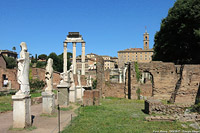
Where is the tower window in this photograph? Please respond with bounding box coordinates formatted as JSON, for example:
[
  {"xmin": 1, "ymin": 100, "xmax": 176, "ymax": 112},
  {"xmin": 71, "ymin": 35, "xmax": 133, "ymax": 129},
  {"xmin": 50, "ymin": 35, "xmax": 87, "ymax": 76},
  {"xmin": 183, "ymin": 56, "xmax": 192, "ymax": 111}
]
[
  {"xmin": 145, "ymin": 36, "xmax": 147, "ymax": 40},
  {"xmin": 145, "ymin": 42, "xmax": 147, "ymax": 46}
]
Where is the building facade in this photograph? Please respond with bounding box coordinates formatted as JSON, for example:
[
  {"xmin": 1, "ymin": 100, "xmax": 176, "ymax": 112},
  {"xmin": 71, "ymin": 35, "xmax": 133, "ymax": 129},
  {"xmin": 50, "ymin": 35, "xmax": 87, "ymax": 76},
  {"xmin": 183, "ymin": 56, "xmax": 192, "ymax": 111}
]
[{"xmin": 118, "ymin": 31, "xmax": 154, "ymax": 68}]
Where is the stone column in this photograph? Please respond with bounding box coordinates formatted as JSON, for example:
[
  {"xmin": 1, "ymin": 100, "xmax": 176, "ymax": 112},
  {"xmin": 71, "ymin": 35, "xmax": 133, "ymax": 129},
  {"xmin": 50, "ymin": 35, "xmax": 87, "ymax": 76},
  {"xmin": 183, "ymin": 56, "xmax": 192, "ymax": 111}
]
[
  {"xmin": 72, "ymin": 42, "xmax": 76, "ymax": 74},
  {"xmin": 63, "ymin": 42, "xmax": 68, "ymax": 74},
  {"xmin": 119, "ymin": 69, "xmax": 122, "ymax": 83},
  {"xmin": 81, "ymin": 42, "xmax": 85, "ymax": 75}
]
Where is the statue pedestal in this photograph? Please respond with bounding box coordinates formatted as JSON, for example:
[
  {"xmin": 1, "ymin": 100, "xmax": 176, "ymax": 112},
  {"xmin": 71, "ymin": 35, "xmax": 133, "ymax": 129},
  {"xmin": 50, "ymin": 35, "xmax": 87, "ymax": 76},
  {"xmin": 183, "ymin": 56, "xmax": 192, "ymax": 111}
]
[
  {"xmin": 42, "ymin": 92, "xmax": 55, "ymax": 114},
  {"xmin": 76, "ymin": 86, "xmax": 84, "ymax": 102},
  {"xmin": 69, "ymin": 86, "xmax": 76, "ymax": 103},
  {"xmin": 57, "ymin": 83, "xmax": 70, "ymax": 107},
  {"xmin": 12, "ymin": 94, "xmax": 31, "ymax": 128}
]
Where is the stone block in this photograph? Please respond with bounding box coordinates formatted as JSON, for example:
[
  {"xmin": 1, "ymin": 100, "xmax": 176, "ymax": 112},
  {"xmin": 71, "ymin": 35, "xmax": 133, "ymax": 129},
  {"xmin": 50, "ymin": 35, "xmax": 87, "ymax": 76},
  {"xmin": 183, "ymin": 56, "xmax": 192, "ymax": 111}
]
[
  {"xmin": 69, "ymin": 87, "xmax": 76, "ymax": 103},
  {"xmin": 12, "ymin": 94, "xmax": 31, "ymax": 128},
  {"xmin": 57, "ymin": 83, "xmax": 69, "ymax": 107},
  {"xmin": 42, "ymin": 92, "xmax": 55, "ymax": 114}
]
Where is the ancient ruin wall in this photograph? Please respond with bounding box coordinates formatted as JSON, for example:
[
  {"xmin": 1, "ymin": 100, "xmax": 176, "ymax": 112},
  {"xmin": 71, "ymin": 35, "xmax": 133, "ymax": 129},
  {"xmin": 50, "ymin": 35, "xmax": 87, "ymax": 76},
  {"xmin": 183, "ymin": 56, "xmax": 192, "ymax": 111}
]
[
  {"xmin": 128, "ymin": 61, "xmax": 200, "ymax": 104},
  {"xmin": 0, "ymin": 67, "xmax": 60, "ymax": 90},
  {"xmin": 102, "ymin": 82, "xmax": 125, "ymax": 98},
  {"xmin": 0, "ymin": 67, "xmax": 19, "ymax": 90},
  {"xmin": 96, "ymin": 56, "xmax": 105, "ymax": 97},
  {"xmin": 175, "ymin": 65, "xmax": 200, "ymax": 104},
  {"xmin": 31, "ymin": 68, "xmax": 60, "ymax": 88}
]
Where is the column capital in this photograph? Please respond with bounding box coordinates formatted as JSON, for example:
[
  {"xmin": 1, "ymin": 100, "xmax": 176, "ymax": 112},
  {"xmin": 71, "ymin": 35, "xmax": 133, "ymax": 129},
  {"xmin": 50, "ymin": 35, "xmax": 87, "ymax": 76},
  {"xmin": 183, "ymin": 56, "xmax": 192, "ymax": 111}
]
[
  {"xmin": 82, "ymin": 42, "xmax": 86, "ymax": 47},
  {"xmin": 73, "ymin": 42, "xmax": 76, "ymax": 47},
  {"xmin": 63, "ymin": 42, "xmax": 67, "ymax": 47}
]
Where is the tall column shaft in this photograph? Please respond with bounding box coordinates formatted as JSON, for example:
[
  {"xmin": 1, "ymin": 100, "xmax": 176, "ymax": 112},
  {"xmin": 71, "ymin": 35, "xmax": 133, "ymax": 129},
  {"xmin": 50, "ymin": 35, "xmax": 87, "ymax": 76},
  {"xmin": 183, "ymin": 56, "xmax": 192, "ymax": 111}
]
[
  {"xmin": 73, "ymin": 42, "xmax": 76, "ymax": 74},
  {"xmin": 63, "ymin": 42, "xmax": 67, "ymax": 74},
  {"xmin": 81, "ymin": 42, "xmax": 85, "ymax": 75}
]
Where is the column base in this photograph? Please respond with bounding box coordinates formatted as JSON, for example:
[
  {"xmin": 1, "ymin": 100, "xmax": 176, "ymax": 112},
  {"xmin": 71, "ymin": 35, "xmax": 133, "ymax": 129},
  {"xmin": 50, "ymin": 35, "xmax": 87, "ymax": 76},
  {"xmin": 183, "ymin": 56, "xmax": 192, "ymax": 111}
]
[
  {"xmin": 57, "ymin": 83, "xmax": 70, "ymax": 107},
  {"xmin": 69, "ymin": 86, "xmax": 76, "ymax": 103},
  {"xmin": 42, "ymin": 92, "xmax": 55, "ymax": 114},
  {"xmin": 12, "ymin": 94, "xmax": 31, "ymax": 128}
]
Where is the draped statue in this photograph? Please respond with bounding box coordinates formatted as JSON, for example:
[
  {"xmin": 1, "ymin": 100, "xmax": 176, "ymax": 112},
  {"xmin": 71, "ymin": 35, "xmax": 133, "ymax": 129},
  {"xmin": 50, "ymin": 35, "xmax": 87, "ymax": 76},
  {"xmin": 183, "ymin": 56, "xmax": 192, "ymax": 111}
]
[
  {"xmin": 16, "ymin": 42, "xmax": 30, "ymax": 95},
  {"xmin": 45, "ymin": 58, "xmax": 53, "ymax": 93}
]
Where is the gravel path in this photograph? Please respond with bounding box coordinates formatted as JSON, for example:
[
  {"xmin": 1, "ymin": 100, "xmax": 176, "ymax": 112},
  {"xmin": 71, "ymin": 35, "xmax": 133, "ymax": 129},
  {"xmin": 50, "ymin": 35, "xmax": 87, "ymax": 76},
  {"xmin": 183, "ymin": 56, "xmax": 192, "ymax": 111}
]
[{"xmin": 0, "ymin": 103, "xmax": 78, "ymax": 133}]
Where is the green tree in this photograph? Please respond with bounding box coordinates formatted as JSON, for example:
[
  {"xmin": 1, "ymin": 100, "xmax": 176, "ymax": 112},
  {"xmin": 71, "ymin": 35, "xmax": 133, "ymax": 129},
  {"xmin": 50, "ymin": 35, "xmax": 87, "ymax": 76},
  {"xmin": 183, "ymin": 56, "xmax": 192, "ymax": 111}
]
[
  {"xmin": 153, "ymin": 0, "xmax": 200, "ymax": 64},
  {"xmin": 12, "ymin": 46, "xmax": 16, "ymax": 51},
  {"xmin": 48, "ymin": 52, "xmax": 60, "ymax": 72},
  {"xmin": 4, "ymin": 56, "xmax": 17, "ymax": 69},
  {"xmin": 38, "ymin": 54, "xmax": 47, "ymax": 60},
  {"xmin": 36, "ymin": 61, "xmax": 46, "ymax": 68}
]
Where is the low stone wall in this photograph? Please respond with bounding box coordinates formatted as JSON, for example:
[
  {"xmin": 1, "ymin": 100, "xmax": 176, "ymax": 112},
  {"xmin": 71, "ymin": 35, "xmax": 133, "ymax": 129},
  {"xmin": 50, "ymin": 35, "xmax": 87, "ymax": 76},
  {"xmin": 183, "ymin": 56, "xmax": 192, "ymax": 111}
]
[
  {"xmin": 83, "ymin": 90, "xmax": 100, "ymax": 106},
  {"xmin": 31, "ymin": 96, "xmax": 42, "ymax": 105},
  {"xmin": 102, "ymin": 82, "xmax": 125, "ymax": 98},
  {"xmin": 145, "ymin": 99, "xmax": 192, "ymax": 115}
]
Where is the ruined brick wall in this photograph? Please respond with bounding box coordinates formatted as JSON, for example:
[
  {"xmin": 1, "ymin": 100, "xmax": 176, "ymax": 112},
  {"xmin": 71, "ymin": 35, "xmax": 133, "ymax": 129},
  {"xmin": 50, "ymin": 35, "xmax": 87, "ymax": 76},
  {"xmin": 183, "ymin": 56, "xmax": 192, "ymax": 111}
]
[
  {"xmin": 175, "ymin": 65, "xmax": 200, "ymax": 104},
  {"xmin": 104, "ymin": 69, "xmax": 110, "ymax": 82},
  {"xmin": 127, "ymin": 61, "xmax": 200, "ymax": 104},
  {"xmin": 73, "ymin": 74, "xmax": 87, "ymax": 87},
  {"xmin": 145, "ymin": 99, "xmax": 191, "ymax": 115},
  {"xmin": 0, "ymin": 67, "xmax": 61, "ymax": 91},
  {"xmin": 0, "ymin": 67, "xmax": 19, "ymax": 90},
  {"xmin": 96, "ymin": 56, "xmax": 105, "ymax": 97},
  {"xmin": 31, "ymin": 68, "xmax": 60, "ymax": 88},
  {"xmin": 0, "ymin": 55, "xmax": 6, "ymax": 69},
  {"xmin": 83, "ymin": 90, "xmax": 100, "ymax": 106},
  {"xmin": 102, "ymin": 81, "xmax": 125, "ymax": 98}
]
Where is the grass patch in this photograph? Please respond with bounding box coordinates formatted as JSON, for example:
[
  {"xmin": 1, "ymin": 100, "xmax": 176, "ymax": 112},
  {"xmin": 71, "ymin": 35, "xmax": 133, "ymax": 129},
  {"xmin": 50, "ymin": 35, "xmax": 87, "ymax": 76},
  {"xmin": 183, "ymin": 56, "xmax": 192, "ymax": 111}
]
[
  {"xmin": 0, "ymin": 95, "xmax": 12, "ymax": 113},
  {"xmin": 60, "ymin": 106, "xmax": 73, "ymax": 111},
  {"xmin": 0, "ymin": 90, "xmax": 44, "ymax": 113},
  {"xmin": 62, "ymin": 98, "xmax": 195, "ymax": 133},
  {"xmin": 31, "ymin": 92, "xmax": 42, "ymax": 98}
]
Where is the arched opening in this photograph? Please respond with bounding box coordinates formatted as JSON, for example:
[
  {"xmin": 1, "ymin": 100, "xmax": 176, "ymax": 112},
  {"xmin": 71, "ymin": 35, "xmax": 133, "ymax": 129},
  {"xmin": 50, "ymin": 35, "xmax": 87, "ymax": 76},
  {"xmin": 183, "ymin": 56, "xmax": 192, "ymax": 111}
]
[{"xmin": 139, "ymin": 71, "xmax": 154, "ymax": 97}]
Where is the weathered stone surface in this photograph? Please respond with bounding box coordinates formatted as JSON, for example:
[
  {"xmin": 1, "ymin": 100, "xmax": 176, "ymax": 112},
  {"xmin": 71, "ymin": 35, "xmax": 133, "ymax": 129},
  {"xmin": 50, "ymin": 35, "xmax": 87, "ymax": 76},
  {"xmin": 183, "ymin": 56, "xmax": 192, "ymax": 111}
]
[
  {"xmin": 145, "ymin": 99, "xmax": 191, "ymax": 115},
  {"xmin": 42, "ymin": 92, "xmax": 55, "ymax": 114},
  {"xmin": 57, "ymin": 83, "xmax": 70, "ymax": 107},
  {"xmin": 45, "ymin": 58, "xmax": 54, "ymax": 93},
  {"xmin": 145, "ymin": 115, "xmax": 176, "ymax": 122},
  {"xmin": 16, "ymin": 42, "xmax": 30, "ymax": 95},
  {"xmin": 189, "ymin": 122, "xmax": 200, "ymax": 130},
  {"xmin": 128, "ymin": 61, "xmax": 200, "ymax": 104},
  {"xmin": 102, "ymin": 82, "xmax": 125, "ymax": 98},
  {"xmin": 83, "ymin": 90, "xmax": 100, "ymax": 106},
  {"xmin": 96, "ymin": 56, "xmax": 105, "ymax": 97},
  {"xmin": 12, "ymin": 94, "xmax": 31, "ymax": 128},
  {"xmin": 31, "ymin": 96, "xmax": 42, "ymax": 105}
]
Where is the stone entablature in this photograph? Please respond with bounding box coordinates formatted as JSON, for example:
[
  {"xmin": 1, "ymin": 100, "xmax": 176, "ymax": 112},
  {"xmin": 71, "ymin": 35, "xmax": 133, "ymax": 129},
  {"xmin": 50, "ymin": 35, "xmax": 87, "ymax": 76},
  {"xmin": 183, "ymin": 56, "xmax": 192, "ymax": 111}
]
[{"xmin": 63, "ymin": 32, "xmax": 85, "ymax": 76}]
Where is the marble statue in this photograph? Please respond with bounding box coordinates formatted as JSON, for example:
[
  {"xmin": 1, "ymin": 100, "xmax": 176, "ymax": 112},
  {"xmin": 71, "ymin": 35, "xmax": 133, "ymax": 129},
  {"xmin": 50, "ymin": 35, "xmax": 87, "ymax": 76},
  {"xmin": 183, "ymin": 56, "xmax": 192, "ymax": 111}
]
[
  {"xmin": 77, "ymin": 70, "xmax": 81, "ymax": 87},
  {"xmin": 123, "ymin": 65, "xmax": 128, "ymax": 83},
  {"xmin": 89, "ymin": 76, "xmax": 92, "ymax": 86},
  {"xmin": 16, "ymin": 42, "xmax": 30, "ymax": 95},
  {"xmin": 119, "ymin": 68, "xmax": 122, "ymax": 83},
  {"xmin": 45, "ymin": 58, "xmax": 53, "ymax": 93}
]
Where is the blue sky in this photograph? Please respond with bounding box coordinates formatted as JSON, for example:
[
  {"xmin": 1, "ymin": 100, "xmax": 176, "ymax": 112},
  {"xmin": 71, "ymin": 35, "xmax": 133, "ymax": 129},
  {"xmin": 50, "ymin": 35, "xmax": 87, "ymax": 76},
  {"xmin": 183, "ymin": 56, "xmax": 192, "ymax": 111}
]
[{"xmin": 0, "ymin": 0, "xmax": 175, "ymax": 57}]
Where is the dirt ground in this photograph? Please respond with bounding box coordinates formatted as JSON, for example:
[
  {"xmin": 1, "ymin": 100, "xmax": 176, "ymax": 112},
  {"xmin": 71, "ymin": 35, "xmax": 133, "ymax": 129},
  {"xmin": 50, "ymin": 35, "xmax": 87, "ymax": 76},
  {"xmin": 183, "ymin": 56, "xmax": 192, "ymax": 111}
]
[{"xmin": 0, "ymin": 103, "xmax": 78, "ymax": 133}]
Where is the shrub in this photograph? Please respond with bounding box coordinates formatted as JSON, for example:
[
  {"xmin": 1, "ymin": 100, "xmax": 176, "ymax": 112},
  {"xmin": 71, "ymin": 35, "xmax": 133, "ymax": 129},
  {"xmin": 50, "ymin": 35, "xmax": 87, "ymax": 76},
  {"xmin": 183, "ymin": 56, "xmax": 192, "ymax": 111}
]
[{"xmin": 29, "ymin": 79, "xmax": 45, "ymax": 92}]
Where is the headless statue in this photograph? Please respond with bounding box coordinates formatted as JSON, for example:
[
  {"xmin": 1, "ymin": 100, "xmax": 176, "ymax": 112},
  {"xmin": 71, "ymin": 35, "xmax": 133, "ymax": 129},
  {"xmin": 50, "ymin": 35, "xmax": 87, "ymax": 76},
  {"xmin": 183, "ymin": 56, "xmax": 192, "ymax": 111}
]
[
  {"xmin": 45, "ymin": 58, "xmax": 53, "ymax": 93},
  {"xmin": 16, "ymin": 42, "xmax": 30, "ymax": 95}
]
